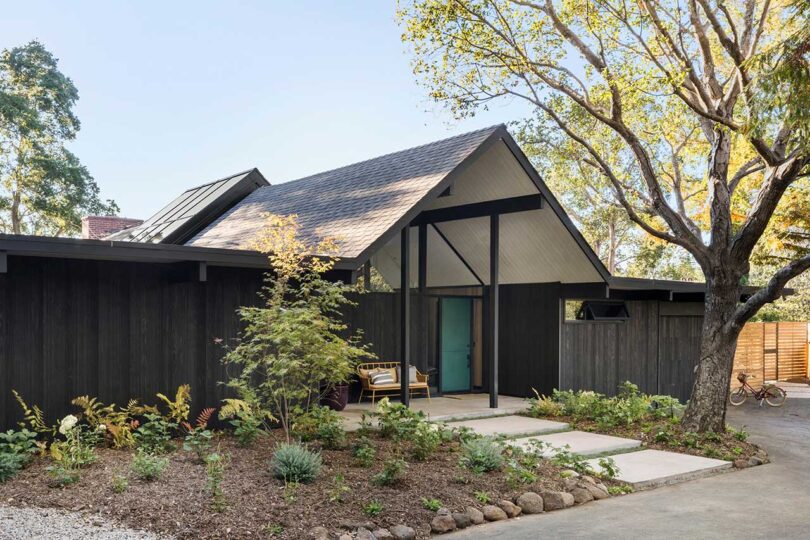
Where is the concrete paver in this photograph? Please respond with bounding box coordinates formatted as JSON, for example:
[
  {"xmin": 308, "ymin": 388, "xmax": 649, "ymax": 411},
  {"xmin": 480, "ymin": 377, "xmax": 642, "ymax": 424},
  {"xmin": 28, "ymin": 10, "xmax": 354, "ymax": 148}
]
[
  {"xmin": 585, "ymin": 449, "xmax": 732, "ymax": 489},
  {"xmin": 511, "ymin": 430, "xmax": 641, "ymax": 457},
  {"xmin": 445, "ymin": 415, "xmax": 569, "ymax": 437}
]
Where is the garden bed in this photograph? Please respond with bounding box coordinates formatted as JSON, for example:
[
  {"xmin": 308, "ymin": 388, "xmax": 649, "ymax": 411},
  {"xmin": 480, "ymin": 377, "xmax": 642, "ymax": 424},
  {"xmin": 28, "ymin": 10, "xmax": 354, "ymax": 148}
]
[{"xmin": 0, "ymin": 427, "xmax": 619, "ymax": 539}]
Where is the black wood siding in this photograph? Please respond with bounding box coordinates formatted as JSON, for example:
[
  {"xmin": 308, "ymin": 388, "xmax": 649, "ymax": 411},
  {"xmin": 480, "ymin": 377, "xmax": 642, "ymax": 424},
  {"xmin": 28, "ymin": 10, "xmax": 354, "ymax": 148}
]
[
  {"xmin": 560, "ymin": 300, "xmax": 703, "ymax": 401},
  {"xmin": 0, "ymin": 256, "xmax": 264, "ymax": 430}
]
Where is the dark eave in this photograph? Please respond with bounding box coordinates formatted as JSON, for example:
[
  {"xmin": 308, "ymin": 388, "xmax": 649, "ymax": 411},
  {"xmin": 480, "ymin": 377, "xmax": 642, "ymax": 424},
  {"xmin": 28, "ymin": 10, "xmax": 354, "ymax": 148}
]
[{"xmin": 0, "ymin": 234, "xmax": 357, "ymax": 271}]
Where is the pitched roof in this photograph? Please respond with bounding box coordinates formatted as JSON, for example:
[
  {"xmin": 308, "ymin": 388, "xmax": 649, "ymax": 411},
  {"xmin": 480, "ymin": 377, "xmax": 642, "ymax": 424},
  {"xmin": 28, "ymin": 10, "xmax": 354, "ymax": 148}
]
[
  {"xmin": 187, "ymin": 126, "xmax": 503, "ymax": 259},
  {"xmin": 107, "ymin": 169, "xmax": 268, "ymax": 244}
]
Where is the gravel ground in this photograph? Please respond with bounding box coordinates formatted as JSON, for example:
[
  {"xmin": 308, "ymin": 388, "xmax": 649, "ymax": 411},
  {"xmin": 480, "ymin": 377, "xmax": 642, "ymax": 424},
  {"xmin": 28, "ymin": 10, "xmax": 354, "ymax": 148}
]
[{"xmin": 0, "ymin": 506, "xmax": 168, "ymax": 540}]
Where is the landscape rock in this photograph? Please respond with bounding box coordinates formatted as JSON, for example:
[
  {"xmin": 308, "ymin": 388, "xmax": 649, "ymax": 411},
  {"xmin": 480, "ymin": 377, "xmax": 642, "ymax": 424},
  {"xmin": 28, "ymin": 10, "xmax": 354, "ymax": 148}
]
[
  {"xmin": 748, "ymin": 456, "xmax": 765, "ymax": 466},
  {"xmin": 560, "ymin": 469, "xmax": 580, "ymax": 478},
  {"xmin": 516, "ymin": 492, "xmax": 544, "ymax": 514},
  {"xmin": 734, "ymin": 458, "xmax": 750, "ymax": 469},
  {"xmin": 437, "ymin": 507, "xmax": 452, "ymax": 517},
  {"xmin": 482, "ymin": 505, "xmax": 508, "ymax": 522},
  {"xmin": 356, "ymin": 527, "xmax": 377, "ymax": 540},
  {"xmin": 570, "ymin": 487, "xmax": 595, "ymax": 505},
  {"xmin": 389, "ymin": 525, "xmax": 416, "ymax": 540},
  {"xmin": 373, "ymin": 529, "xmax": 394, "ymax": 539},
  {"xmin": 465, "ymin": 506, "xmax": 485, "ymax": 525},
  {"xmin": 580, "ymin": 481, "xmax": 610, "ymax": 500},
  {"xmin": 452, "ymin": 512, "xmax": 472, "ymax": 529},
  {"xmin": 430, "ymin": 514, "xmax": 457, "ymax": 534},
  {"xmin": 498, "ymin": 500, "xmax": 522, "ymax": 518},
  {"xmin": 340, "ymin": 520, "xmax": 377, "ymax": 531},
  {"xmin": 541, "ymin": 490, "xmax": 575, "ymax": 510},
  {"xmin": 339, "ymin": 535, "xmax": 353, "ymax": 540},
  {"xmin": 309, "ymin": 526, "xmax": 330, "ymax": 540}
]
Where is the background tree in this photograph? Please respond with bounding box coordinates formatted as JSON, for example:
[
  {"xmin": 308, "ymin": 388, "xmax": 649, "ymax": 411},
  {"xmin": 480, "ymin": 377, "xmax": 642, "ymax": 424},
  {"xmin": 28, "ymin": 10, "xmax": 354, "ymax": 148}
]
[
  {"xmin": 400, "ymin": 0, "xmax": 810, "ymax": 431},
  {"xmin": 0, "ymin": 40, "xmax": 117, "ymax": 236}
]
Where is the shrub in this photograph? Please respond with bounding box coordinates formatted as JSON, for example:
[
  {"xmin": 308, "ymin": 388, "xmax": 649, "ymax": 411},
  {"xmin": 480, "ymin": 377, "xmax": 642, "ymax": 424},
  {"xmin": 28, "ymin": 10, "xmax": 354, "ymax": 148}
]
[
  {"xmin": 421, "ymin": 497, "xmax": 442, "ymax": 511},
  {"xmin": 550, "ymin": 385, "xmax": 683, "ymax": 428},
  {"xmin": 411, "ymin": 422, "xmax": 442, "ymax": 461},
  {"xmin": 597, "ymin": 457, "xmax": 620, "ymax": 479},
  {"xmin": 219, "ymin": 399, "xmax": 265, "ymax": 447},
  {"xmin": 0, "ymin": 429, "xmax": 38, "ymax": 462},
  {"xmin": 111, "ymin": 474, "xmax": 128, "ymax": 493},
  {"xmin": 293, "ymin": 406, "xmax": 346, "ymax": 449},
  {"xmin": 474, "ymin": 490, "xmax": 491, "ymax": 504},
  {"xmin": 131, "ymin": 449, "xmax": 169, "ymax": 481},
  {"xmin": 459, "ymin": 437, "xmax": 504, "ymax": 473},
  {"xmin": 505, "ymin": 460, "xmax": 537, "ymax": 488},
  {"xmin": 608, "ymin": 485, "xmax": 633, "ymax": 495},
  {"xmin": 526, "ymin": 389, "xmax": 563, "ymax": 417},
  {"xmin": 71, "ymin": 395, "xmax": 158, "ymax": 449},
  {"xmin": 372, "ymin": 457, "xmax": 407, "ymax": 486},
  {"xmin": 270, "ymin": 443, "xmax": 322, "ymax": 484},
  {"xmin": 362, "ymin": 500, "xmax": 384, "ymax": 517},
  {"xmin": 182, "ymin": 408, "xmax": 216, "ymax": 461},
  {"xmin": 327, "ymin": 472, "xmax": 350, "ymax": 503},
  {"xmin": 729, "ymin": 426, "xmax": 749, "ymax": 442},
  {"xmin": 47, "ymin": 419, "xmax": 101, "ymax": 486},
  {"xmin": 205, "ymin": 450, "xmax": 229, "ymax": 512},
  {"xmin": 0, "ymin": 453, "xmax": 25, "ymax": 483},
  {"xmin": 551, "ymin": 446, "xmax": 594, "ymax": 475},
  {"xmin": 134, "ymin": 414, "xmax": 174, "ymax": 454},
  {"xmin": 375, "ymin": 398, "xmax": 426, "ymax": 440},
  {"xmin": 351, "ymin": 436, "xmax": 376, "ymax": 467}
]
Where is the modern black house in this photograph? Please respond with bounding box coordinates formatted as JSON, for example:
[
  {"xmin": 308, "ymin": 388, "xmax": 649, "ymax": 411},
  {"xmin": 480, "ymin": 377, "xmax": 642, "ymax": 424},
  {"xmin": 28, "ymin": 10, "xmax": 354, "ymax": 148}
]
[{"xmin": 0, "ymin": 125, "xmax": 765, "ymax": 428}]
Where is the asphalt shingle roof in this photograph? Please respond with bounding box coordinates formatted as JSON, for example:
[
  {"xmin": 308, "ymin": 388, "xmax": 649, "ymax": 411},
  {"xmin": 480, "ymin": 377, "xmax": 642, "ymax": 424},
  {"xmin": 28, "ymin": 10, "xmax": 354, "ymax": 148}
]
[{"xmin": 187, "ymin": 125, "xmax": 503, "ymax": 259}]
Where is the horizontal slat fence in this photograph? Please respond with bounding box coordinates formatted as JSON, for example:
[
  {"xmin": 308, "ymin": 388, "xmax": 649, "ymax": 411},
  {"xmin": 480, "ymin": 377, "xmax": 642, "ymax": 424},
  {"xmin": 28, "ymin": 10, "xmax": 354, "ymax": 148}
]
[{"xmin": 733, "ymin": 322, "xmax": 809, "ymax": 382}]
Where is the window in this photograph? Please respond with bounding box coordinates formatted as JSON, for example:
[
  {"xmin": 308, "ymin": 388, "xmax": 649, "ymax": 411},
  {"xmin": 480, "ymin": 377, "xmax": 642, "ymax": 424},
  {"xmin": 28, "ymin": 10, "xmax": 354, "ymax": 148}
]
[{"xmin": 576, "ymin": 301, "xmax": 630, "ymax": 321}]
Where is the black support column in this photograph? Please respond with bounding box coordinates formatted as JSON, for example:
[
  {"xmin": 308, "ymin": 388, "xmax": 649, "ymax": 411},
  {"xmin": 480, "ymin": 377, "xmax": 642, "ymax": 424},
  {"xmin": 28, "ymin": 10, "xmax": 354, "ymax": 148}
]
[
  {"xmin": 489, "ymin": 214, "xmax": 499, "ymax": 408},
  {"xmin": 400, "ymin": 226, "xmax": 411, "ymax": 407}
]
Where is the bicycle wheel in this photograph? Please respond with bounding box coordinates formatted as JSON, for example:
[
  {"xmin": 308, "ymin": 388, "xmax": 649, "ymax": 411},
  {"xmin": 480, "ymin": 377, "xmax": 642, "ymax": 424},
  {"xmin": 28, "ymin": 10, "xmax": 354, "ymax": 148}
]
[
  {"xmin": 729, "ymin": 387, "xmax": 748, "ymax": 406},
  {"xmin": 764, "ymin": 386, "xmax": 786, "ymax": 407}
]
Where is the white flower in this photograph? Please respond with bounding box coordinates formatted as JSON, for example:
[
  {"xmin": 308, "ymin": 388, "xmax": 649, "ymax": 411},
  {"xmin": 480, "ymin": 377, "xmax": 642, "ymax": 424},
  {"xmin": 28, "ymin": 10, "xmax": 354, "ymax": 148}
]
[
  {"xmin": 59, "ymin": 414, "xmax": 78, "ymax": 435},
  {"xmin": 96, "ymin": 424, "xmax": 107, "ymax": 432}
]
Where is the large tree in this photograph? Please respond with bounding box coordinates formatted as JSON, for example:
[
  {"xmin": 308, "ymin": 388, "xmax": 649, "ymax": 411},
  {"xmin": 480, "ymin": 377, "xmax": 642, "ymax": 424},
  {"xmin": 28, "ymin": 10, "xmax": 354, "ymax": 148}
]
[
  {"xmin": 400, "ymin": 0, "xmax": 810, "ymax": 431},
  {"xmin": 0, "ymin": 40, "xmax": 117, "ymax": 236}
]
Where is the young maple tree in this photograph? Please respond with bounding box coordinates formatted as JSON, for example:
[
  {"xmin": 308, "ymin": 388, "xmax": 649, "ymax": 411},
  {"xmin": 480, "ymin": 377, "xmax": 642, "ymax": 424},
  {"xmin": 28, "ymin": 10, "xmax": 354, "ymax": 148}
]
[{"xmin": 400, "ymin": 0, "xmax": 810, "ymax": 431}]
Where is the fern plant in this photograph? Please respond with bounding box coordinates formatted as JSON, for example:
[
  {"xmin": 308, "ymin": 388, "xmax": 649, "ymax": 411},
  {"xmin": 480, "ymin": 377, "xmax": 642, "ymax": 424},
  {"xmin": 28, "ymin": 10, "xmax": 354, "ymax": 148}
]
[
  {"xmin": 156, "ymin": 384, "xmax": 192, "ymax": 424},
  {"xmin": 182, "ymin": 408, "xmax": 216, "ymax": 461},
  {"xmin": 12, "ymin": 390, "xmax": 54, "ymax": 437}
]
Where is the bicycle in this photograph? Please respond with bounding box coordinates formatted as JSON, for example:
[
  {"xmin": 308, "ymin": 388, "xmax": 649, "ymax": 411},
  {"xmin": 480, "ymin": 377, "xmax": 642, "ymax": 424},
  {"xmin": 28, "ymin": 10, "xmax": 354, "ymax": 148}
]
[{"xmin": 729, "ymin": 372, "xmax": 786, "ymax": 407}]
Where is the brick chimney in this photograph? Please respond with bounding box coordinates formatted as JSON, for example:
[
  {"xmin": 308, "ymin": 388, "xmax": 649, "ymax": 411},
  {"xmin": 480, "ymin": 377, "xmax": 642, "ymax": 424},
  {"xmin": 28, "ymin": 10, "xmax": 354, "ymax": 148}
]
[{"xmin": 81, "ymin": 216, "xmax": 143, "ymax": 240}]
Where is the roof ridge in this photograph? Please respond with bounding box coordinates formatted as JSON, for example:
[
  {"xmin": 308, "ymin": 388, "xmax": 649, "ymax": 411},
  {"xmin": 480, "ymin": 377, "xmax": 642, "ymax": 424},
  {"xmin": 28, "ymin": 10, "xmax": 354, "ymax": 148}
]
[
  {"xmin": 263, "ymin": 124, "xmax": 505, "ymax": 190},
  {"xmin": 179, "ymin": 167, "xmax": 261, "ymax": 193}
]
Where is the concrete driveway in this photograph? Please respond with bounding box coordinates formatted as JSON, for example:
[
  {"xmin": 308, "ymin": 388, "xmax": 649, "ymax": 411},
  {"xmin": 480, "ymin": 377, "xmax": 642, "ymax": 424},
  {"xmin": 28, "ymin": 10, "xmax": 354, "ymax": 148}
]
[{"xmin": 450, "ymin": 398, "xmax": 810, "ymax": 539}]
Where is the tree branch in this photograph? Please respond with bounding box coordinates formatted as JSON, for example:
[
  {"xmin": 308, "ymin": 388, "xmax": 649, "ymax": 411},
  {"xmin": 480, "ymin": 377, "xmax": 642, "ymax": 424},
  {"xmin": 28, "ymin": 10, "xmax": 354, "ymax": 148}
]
[{"xmin": 733, "ymin": 253, "xmax": 810, "ymax": 327}]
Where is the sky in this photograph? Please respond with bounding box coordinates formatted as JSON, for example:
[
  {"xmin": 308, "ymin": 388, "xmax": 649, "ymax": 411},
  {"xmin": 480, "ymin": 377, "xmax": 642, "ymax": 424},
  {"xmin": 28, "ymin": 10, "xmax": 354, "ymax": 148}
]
[{"xmin": 0, "ymin": 1, "xmax": 531, "ymax": 219}]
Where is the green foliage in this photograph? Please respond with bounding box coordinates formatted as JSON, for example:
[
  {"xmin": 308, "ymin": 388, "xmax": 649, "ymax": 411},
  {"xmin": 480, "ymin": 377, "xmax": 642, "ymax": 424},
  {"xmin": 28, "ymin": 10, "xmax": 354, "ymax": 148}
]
[
  {"xmin": 131, "ymin": 449, "xmax": 169, "ymax": 481},
  {"xmin": 459, "ymin": 437, "xmax": 504, "ymax": 473},
  {"xmin": 362, "ymin": 500, "xmax": 384, "ymax": 517},
  {"xmin": 270, "ymin": 442, "xmax": 322, "ymax": 484},
  {"xmin": 411, "ymin": 422, "xmax": 442, "ymax": 461},
  {"xmin": 293, "ymin": 405, "xmax": 346, "ymax": 449},
  {"xmin": 222, "ymin": 215, "xmax": 373, "ymax": 442},
  {"xmin": 12, "ymin": 390, "xmax": 53, "ymax": 436},
  {"xmin": 48, "ymin": 420, "xmax": 99, "ymax": 485},
  {"xmin": 155, "ymin": 384, "xmax": 192, "ymax": 425},
  {"xmin": 547, "ymin": 385, "xmax": 684, "ymax": 428},
  {"xmin": 372, "ymin": 457, "xmax": 407, "ymax": 486},
  {"xmin": 0, "ymin": 453, "xmax": 25, "ymax": 482},
  {"xmin": 608, "ymin": 485, "xmax": 634, "ymax": 495},
  {"xmin": 374, "ymin": 397, "xmax": 426, "ymax": 440},
  {"xmin": 111, "ymin": 474, "xmax": 128, "ymax": 494},
  {"xmin": 421, "ymin": 497, "xmax": 442, "ymax": 511},
  {"xmin": 351, "ymin": 436, "xmax": 376, "ymax": 467},
  {"xmin": 597, "ymin": 457, "xmax": 620, "ymax": 480},
  {"xmin": 182, "ymin": 408, "xmax": 215, "ymax": 461},
  {"xmin": 134, "ymin": 414, "xmax": 174, "ymax": 454},
  {"xmin": 505, "ymin": 460, "xmax": 537, "ymax": 489},
  {"xmin": 0, "ymin": 41, "xmax": 118, "ymax": 236},
  {"xmin": 729, "ymin": 426, "xmax": 749, "ymax": 442},
  {"xmin": 219, "ymin": 399, "xmax": 265, "ymax": 447},
  {"xmin": 71, "ymin": 395, "xmax": 157, "ymax": 449},
  {"xmin": 474, "ymin": 490, "xmax": 491, "ymax": 504},
  {"xmin": 327, "ymin": 472, "xmax": 350, "ymax": 504},
  {"xmin": 526, "ymin": 389, "xmax": 564, "ymax": 418},
  {"xmin": 551, "ymin": 446, "xmax": 594, "ymax": 476},
  {"xmin": 205, "ymin": 450, "xmax": 229, "ymax": 512},
  {"xmin": 0, "ymin": 429, "xmax": 38, "ymax": 463}
]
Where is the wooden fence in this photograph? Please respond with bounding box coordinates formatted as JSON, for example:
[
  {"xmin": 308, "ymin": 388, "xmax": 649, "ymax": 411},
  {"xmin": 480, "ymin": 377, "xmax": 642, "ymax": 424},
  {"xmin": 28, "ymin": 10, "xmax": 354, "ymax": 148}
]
[{"xmin": 733, "ymin": 322, "xmax": 809, "ymax": 381}]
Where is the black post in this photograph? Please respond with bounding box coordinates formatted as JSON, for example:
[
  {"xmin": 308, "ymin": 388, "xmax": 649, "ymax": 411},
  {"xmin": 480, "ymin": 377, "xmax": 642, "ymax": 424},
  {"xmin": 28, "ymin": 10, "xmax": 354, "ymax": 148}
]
[
  {"xmin": 489, "ymin": 214, "xmax": 499, "ymax": 408},
  {"xmin": 400, "ymin": 226, "xmax": 411, "ymax": 407},
  {"xmin": 418, "ymin": 224, "xmax": 427, "ymax": 293},
  {"xmin": 363, "ymin": 260, "xmax": 372, "ymax": 291}
]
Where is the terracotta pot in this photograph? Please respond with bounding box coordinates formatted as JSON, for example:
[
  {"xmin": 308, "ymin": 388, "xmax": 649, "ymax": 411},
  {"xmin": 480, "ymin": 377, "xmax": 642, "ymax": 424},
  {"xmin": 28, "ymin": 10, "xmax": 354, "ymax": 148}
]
[{"xmin": 320, "ymin": 383, "xmax": 349, "ymax": 411}]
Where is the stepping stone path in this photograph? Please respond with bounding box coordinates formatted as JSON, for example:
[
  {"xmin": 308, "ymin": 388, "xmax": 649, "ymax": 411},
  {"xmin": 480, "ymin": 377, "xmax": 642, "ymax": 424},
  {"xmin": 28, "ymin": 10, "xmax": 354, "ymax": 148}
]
[
  {"xmin": 585, "ymin": 449, "xmax": 733, "ymax": 489},
  {"xmin": 446, "ymin": 414, "xmax": 732, "ymax": 489},
  {"xmin": 512, "ymin": 430, "xmax": 641, "ymax": 457},
  {"xmin": 447, "ymin": 415, "xmax": 568, "ymax": 437}
]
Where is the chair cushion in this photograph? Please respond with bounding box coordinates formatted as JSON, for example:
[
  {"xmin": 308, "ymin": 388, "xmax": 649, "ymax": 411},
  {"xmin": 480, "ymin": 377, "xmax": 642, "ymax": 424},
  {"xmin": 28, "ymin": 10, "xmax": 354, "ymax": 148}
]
[
  {"xmin": 396, "ymin": 365, "xmax": 419, "ymax": 384},
  {"xmin": 370, "ymin": 370, "xmax": 395, "ymax": 386},
  {"xmin": 369, "ymin": 381, "xmax": 428, "ymax": 389}
]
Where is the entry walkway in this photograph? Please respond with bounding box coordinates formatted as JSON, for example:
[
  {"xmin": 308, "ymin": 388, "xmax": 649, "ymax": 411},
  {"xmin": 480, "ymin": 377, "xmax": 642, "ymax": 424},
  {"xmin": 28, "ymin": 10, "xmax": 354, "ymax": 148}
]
[{"xmin": 449, "ymin": 400, "xmax": 810, "ymax": 539}]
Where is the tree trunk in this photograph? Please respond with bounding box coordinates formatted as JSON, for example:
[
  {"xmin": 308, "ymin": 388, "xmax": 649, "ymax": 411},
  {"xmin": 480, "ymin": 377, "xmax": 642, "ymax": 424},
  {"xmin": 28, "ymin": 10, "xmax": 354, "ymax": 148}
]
[
  {"xmin": 11, "ymin": 191, "xmax": 21, "ymax": 235},
  {"xmin": 681, "ymin": 273, "xmax": 744, "ymax": 432}
]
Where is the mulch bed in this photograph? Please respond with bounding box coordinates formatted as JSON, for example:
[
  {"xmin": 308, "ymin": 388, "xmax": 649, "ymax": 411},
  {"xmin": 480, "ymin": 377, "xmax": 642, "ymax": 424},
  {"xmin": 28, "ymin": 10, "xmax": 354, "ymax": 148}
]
[{"xmin": 0, "ymin": 430, "xmax": 578, "ymax": 539}]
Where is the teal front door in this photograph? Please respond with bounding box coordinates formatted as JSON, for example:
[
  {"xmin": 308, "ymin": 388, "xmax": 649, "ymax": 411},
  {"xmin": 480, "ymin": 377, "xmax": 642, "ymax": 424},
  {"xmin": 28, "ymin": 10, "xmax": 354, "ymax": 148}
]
[{"xmin": 440, "ymin": 297, "xmax": 472, "ymax": 393}]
